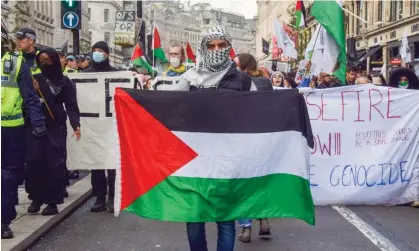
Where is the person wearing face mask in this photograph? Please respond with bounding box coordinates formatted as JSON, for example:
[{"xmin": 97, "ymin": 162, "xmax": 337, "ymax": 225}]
[
  {"xmin": 83, "ymin": 41, "xmax": 118, "ymax": 73},
  {"xmin": 178, "ymin": 26, "xmax": 255, "ymax": 94},
  {"xmin": 388, "ymin": 68, "xmax": 419, "ymax": 89},
  {"xmin": 83, "ymin": 41, "xmax": 118, "ymax": 213},
  {"xmin": 163, "ymin": 45, "xmax": 186, "ymax": 77},
  {"xmin": 25, "ymin": 48, "xmax": 80, "ymax": 217},
  {"xmin": 1, "ymin": 21, "xmax": 46, "ymax": 239},
  {"xmin": 177, "ymin": 26, "xmax": 255, "ymax": 251}
]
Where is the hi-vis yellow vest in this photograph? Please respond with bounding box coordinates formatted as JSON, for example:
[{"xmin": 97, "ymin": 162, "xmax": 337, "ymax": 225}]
[
  {"xmin": 29, "ymin": 50, "xmax": 42, "ymax": 75},
  {"xmin": 1, "ymin": 52, "xmax": 24, "ymax": 127},
  {"xmin": 63, "ymin": 66, "xmax": 78, "ymax": 74}
]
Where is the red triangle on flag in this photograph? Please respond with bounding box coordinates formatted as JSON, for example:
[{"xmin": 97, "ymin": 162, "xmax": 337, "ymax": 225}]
[
  {"xmin": 229, "ymin": 47, "xmax": 236, "ymax": 59},
  {"xmin": 131, "ymin": 44, "xmax": 143, "ymax": 61},
  {"xmin": 114, "ymin": 88, "xmax": 198, "ymax": 211},
  {"xmin": 153, "ymin": 26, "xmax": 162, "ymax": 49}
]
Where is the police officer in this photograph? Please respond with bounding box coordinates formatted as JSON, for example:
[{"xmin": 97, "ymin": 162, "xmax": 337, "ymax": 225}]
[
  {"xmin": 1, "ymin": 23, "xmax": 46, "ymax": 239},
  {"xmin": 15, "ymin": 28, "xmax": 40, "ymax": 76},
  {"xmin": 63, "ymin": 54, "xmax": 79, "ymax": 74}
]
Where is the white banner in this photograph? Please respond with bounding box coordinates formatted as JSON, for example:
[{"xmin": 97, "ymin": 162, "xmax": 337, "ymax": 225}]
[
  {"xmin": 66, "ymin": 76, "xmax": 419, "ymax": 205},
  {"xmin": 66, "ymin": 72, "xmax": 134, "ymax": 170},
  {"xmin": 298, "ymin": 85, "xmax": 419, "ymax": 205}
]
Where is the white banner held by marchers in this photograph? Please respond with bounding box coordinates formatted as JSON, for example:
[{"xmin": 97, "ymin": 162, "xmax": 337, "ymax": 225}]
[
  {"xmin": 66, "ymin": 72, "xmax": 134, "ymax": 170},
  {"xmin": 66, "ymin": 79, "xmax": 419, "ymax": 205},
  {"xmin": 299, "ymin": 85, "xmax": 419, "ymax": 205}
]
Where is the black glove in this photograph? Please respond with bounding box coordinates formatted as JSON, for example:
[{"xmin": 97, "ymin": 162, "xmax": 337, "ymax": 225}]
[{"xmin": 32, "ymin": 125, "xmax": 47, "ymax": 137}]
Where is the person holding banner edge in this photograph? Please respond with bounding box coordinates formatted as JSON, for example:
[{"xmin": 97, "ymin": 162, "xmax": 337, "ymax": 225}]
[{"xmin": 83, "ymin": 41, "xmax": 118, "ymax": 213}]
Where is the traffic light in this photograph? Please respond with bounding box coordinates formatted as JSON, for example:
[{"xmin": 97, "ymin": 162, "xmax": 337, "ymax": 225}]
[{"xmin": 61, "ymin": 0, "xmax": 82, "ymax": 30}]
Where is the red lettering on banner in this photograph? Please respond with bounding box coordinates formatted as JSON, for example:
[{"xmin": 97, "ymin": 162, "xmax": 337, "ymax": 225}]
[
  {"xmin": 305, "ymin": 92, "xmax": 321, "ymax": 120},
  {"xmin": 341, "ymin": 91, "xmax": 352, "ymax": 121},
  {"xmin": 387, "ymin": 88, "xmax": 401, "ymax": 119},
  {"xmin": 369, "ymin": 89, "xmax": 385, "ymax": 121},
  {"xmin": 311, "ymin": 133, "xmax": 342, "ymax": 156},
  {"xmin": 354, "ymin": 90, "xmax": 365, "ymax": 122},
  {"xmin": 321, "ymin": 93, "xmax": 338, "ymax": 121}
]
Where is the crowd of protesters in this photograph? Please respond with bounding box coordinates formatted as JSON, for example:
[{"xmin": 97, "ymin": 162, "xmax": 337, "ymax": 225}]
[{"xmin": 2, "ymin": 21, "xmax": 418, "ymax": 251}]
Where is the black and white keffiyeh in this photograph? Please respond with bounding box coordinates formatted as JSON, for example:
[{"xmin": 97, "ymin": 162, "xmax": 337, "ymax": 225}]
[{"xmin": 199, "ymin": 26, "xmax": 232, "ymax": 72}]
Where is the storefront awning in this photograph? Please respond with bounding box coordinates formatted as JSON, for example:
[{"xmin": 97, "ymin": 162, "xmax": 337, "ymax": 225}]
[
  {"xmin": 356, "ymin": 46, "xmax": 382, "ymax": 63},
  {"xmin": 387, "ymin": 40, "xmax": 401, "ymax": 49}
]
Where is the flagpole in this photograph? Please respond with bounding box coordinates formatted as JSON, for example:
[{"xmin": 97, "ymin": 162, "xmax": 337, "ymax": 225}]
[
  {"xmin": 304, "ymin": 27, "xmax": 321, "ymax": 77},
  {"xmin": 153, "ymin": 23, "xmax": 157, "ymax": 78},
  {"xmin": 341, "ymin": 7, "xmax": 368, "ymax": 24}
]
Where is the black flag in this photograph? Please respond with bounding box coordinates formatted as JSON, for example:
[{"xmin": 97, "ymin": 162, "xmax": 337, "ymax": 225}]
[{"xmin": 262, "ymin": 38, "xmax": 269, "ymax": 55}]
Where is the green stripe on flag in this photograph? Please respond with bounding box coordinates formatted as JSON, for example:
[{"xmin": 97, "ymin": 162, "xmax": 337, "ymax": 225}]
[
  {"xmin": 311, "ymin": 0, "xmax": 346, "ymax": 84},
  {"xmin": 123, "ymin": 173, "xmax": 315, "ymax": 225}
]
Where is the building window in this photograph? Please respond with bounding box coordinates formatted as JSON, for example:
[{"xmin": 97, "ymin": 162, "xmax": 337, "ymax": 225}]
[
  {"xmin": 364, "ymin": 2, "xmax": 368, "ymax": 28},
  {"xmin": 377, "ymin": 1, "xmax": 383, "ymax": 22},
  {"xmin": 104, "ymin": 9, "xmax": 109, "ymax": 22},
  {"xmin": 355, "ymin": 1, "xmax": 360, "ymax": 35},
  {"xmin": 89, "ymin": 31, "xmax": 92, "ymax": 46},
  {"xmin": 88, "ymin": 8, "xmax": 91, "ymax": 21},
  {"xmin": 104, "ymin": 32, "xmax": 110, "ymax": 45},
  {"xmin": 411, "ymin": 0, "xmax": 419, "ymax": 15},
  {"xmin": 398, "ymin": 0, "xmax": 403, "ymax": 19},
  {"xmin": 390, "ymin": 0, "xmax": 397, "ymax": 21}
]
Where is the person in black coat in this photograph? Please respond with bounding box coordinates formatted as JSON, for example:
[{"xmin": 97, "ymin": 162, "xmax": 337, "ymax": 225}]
[
  {"xmin": 25, "ymin": 48, "xmax": 80, "ymax": 216},
  {"xmin": 83, "ymin": 41, "xmax": 118, "ymax": 213},
  {"xmin": 234, "ymin": 53, "xmax": 273, "ymax": 91},
  {"xmin": 388, "ymin": 67, "xmax": 419, "ymax": 89}
]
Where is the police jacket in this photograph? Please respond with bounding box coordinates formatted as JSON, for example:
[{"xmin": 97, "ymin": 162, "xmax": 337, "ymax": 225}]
[
  {"xmin": 1, "ymin": 51, "xmax": 45, "ymax": 128},
  {"xmin": 20, "ymin": 48, "xmax": 40, "ymax": 73},
  {"xmin": 35, "ymin": 48, "xmax": 80, "ymax": 130}
]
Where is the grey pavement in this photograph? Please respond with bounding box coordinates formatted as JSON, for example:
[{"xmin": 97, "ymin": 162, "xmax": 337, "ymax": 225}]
[
  {"xmin": 1, "ymin": 172, "xmax": 92, "ymax": 251},
  {"xmin": 29, "ymin": 198, "xmax": 419, "ymax": 251}
]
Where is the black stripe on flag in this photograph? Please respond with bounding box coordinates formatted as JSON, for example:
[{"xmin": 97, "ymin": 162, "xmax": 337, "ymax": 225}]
[{"xmin": 122, "ymin": 89, "xmax": 313, "ymax": 147}]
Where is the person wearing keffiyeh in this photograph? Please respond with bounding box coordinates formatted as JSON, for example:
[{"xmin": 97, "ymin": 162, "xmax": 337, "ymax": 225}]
[
  {"xmin": 178, "ymin": 26, "xmax": 255, "ymax": 92},
  {"xmin": 183, "ymin": 26, "xmax": 255, "ymax": 251}
]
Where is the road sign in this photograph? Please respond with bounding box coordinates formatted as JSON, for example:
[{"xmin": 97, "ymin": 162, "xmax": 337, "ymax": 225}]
[
  {"xmin": 61, "ymin": 0, "xmax": 81, "ymax": 30},
  {"xmin": 63, "ymin": 12, "xmax": 79, "ymax": 29}
]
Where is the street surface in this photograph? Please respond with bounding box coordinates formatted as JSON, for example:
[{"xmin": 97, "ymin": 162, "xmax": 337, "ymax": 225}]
[{"xmin": 30, "ymin": 198, "xmax": 418, "ymax": 251}]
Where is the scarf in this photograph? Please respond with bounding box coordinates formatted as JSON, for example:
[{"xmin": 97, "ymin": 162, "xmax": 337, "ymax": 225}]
[
  {"xmin": 166, "ymin": 64, "xmax": 186, "ymax": 77},
  {"xmin": 199, "ymin": 26, "xmax": 232, "ymax": 72}
]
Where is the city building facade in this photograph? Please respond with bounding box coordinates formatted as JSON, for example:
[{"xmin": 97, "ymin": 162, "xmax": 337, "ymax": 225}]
[
  {"xmin": 88, "ymin": 0, "xmax": 125, "ymax": 67},
  {"xmin": 142, "ymin": 1, "xmax": 256, "ymax": 60},
  {"xmin": 255, "ymin": 0, "xmax": 294, "ymax": 63},
  {"xmin": 1, "ymin": 0, "xmax": 55, "ymax": 48},
  {"xmin": 346, "ymin": 0, "xmax": 419, "ymax": 78},
  {"xmin": 256, "ymin": 0, "xmax": 419, "ymax": 78}
]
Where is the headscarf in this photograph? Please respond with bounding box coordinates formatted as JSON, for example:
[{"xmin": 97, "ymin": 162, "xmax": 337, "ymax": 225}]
[
  {"xmin": 389, "ymin": 68, "xmax": 419, "ymax": 90},
  {"xmin": 199, "ymin": 26, "xmax": 232, "ymax": 72},
  {"xmin": 270, "ymin": 71, "xmax": 285, "ymax": 85}
]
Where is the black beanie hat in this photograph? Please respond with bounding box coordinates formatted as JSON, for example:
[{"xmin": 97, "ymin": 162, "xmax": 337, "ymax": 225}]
[{"xmin": 92, "ymin": 41, "xmax": 109, "ymax": 54}]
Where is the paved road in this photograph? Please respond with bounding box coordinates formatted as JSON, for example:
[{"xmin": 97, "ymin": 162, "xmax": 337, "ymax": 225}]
[{"xmin": 29, "ymin": 198, "xmax": 418, "ymax": 251}]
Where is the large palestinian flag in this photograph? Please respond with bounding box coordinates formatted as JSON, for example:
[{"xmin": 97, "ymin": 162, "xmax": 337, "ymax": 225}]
[{"xmin": 114, "ymin": 89, "xmax": 315, "ymax": 225}]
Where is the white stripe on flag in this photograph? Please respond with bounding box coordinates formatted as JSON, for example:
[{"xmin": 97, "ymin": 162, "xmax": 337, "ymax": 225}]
[{"xmin": 172, "ymin": 131, "xmax": 310, "ymax": 179}]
